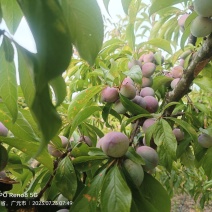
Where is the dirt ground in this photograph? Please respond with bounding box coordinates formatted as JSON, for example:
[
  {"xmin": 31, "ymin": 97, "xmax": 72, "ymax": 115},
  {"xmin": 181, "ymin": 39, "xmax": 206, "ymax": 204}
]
[{"xmin": 171, "ymin": 194, "xmax": 212, "ymax": 212}]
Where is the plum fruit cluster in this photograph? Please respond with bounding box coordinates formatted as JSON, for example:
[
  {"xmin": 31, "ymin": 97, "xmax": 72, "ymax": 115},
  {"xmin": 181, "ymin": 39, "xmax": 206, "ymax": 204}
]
[{"xmin": 191, "ymin": 0, "xmax": 212, "ymax": 37}]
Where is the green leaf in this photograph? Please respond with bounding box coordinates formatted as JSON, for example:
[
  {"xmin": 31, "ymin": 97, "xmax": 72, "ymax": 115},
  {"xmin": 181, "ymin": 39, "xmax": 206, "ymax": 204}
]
[
  {"xmin": 154, "ymin": 119, "xmax": 177, "ymax": 171},
  {"xmin": 166, "ymin": 117, "xmax": 198, "ymax": 142},
  {"xmin": 149, "ymin": 0, "xmax": 185, "ymax": 16},
  {"xmin": 1, "ymin": 0, "xmax": 23, "ymax": 34},
  {"xmin": 143, "ymin": 38, "xmax": 172, "ymax": 54},
  {"xmin": 16, "ymin": 45, "xmax": 36, "ymax": 107},
  {"xmin": 0, "ymin": 38, "xmax": 18, "ymax": 122},
  {"xmin": 68, "ymin": 85, "xmax": 104, "ymax": 121},
  {"xmin": 49, "ymin": 75, "xmax": 66, "ymax": 107},
  {"xmin": 17, "ymin": 0, "xmax": 72, "ymax": 84},
  {"xmin": 0, "ymin": 137, "xmax": 53, "ymax": 172},
  {"xmin": 101, "ymin": 165, "xmax": 132, "ymax": 212},
  {"xmin": 55, "ymin": 156, "xmax": 77, "ymax": 200},
  {"xmin": 0, "ymin": 103, "xmax": 39, "ymax": 141},
  {"xmin": 71, "ymin": 143, "xmax": 90, "ymax": 158},
  {"xmin": 202, "ymin": 148, "xmax": 212, "ymax": 180},
  {"xmin": 152, "ymin": 76, "xmax": 172, "ymax": 91},
  {"xmin": 120, "ymin": 94, "xmax": 149, "ymax": 115},
  {"xmin": 69, "ymin": 106, "xmax": 102, "ymax": 136},
  {"xmin": 126, "ymin": 23, "xmax": 135, "ymax": 51},
  {"xmin": 140, "ymin": 172, "xmax": 171, "ymax": 212},
  {"xmin": 194, "ymin": 76, "xmax": 212, "ymax": 93},
  {"xmin": 125, "ymin": 146, "xmax": 145, "ymax": 165},
  {"xmin": 2, "ymin": 35, "xmax": 14, "ymax": 62},
  {"xmin": 59, "ymin": 0, "xmax": 104, "ymax": 65},
  {"xmin": 123, "ymin": 65, "xmax": 142, "ymax": 84},
  {"xmin": 71, "ymin": 168, "xmax": 107, "ymax": 212},
  {"xmin": 121, "ymin": 0, "xmax": 132, "ymax": 15}
]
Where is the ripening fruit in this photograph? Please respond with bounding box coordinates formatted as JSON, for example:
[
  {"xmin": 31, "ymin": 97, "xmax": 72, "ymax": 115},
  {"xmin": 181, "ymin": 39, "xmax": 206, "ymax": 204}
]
[
  {"xmin": 178, "ymin": 14, "xmax": 189, "ymax": 30},
  {"xmin": 142, "ymin": 77, "xmax": 153, "ymax": 88},
  {"xmin": 122, "ymin": 76, "xmax": 134, "ymax": 86},
  {"xmin": 136, "ymin": 146, "xmax": 159, "ymax": 171},
  {"xmin": 113, "ymin": 100, "xmax": 127, "ymax": 114},
  {"xmin": 128, "ymin": 59, "xmax": 142, "ymax": 69},
  {"xmin": 123, "ymin": 159, "xmax": 144, "ymax": 187},
  {"xmin": 120, "ymin": 83, "xmax": 136, "ymax": 100},
  {"xmin": 143, "ymin": 52, "xmax": 155, "ymax": 63},
  {"xmin": 142, "ymin": 118, "xmax": 156, "ymax": 133},
  {"xmin": 131, "ymin": 95, "xmax": 146, "ymax": 109},
  {"xmin": 143, "ymin": 96, "xmax": 159, "ymax": 113},
  {"xmin": 194, "ymin": 0, "xmax": 212, "ymax": 17},
  {"xmin": 173, "ymin": 128, "xmax": 184, "ymax": 142},
  {"xmin": 79, "ymin": 136, "xmax": 92, "ymax": 146},
  {"xmin": 101, "ymin": 86, "xmax": 119, "ymax": 103},
  {"xmin": 0, "ymin": 145, "xmax": 8, "ymax": 171},
  {"xmin": 140, "ymin": 87, "xmax": 155, "ymax": 97},
  {"xmin": 171, "ymin": 78, "xmax": 180, "ymax": 89},
  {"xmin": 99, "ymin": 132, "xmax": 130, "ymax": 158},
  {"xmin": 142, "ymin": 62, "xmax": 156, "ymax": 77},
  {"xmin": 0, "ymin": 122, "xmax": 8, "ymax": 137},
  {"xmin": 198, "ymin": 133, "xmax": 212, "ymax": 148},
  {"xmin": 190, "ymin": 16, "xmax": 212, "ymax": 37},
  {"xmin": 170, "ymin": 65, "xmax": 183, "ymax": 78}
]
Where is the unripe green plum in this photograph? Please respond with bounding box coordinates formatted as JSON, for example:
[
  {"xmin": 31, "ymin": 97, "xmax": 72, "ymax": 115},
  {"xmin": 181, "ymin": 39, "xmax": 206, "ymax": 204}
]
[
  {"xmin": 170, "ymin": 65, "xmax": 183, "ymax": 78},
  {"xmin": 140, "ymin": 87, "xmax": 155, "ymax": 97},
  {"xmin": 194, "ymin": 0, "xmax": 212, "ymax": 17},
  {"xmin": 172, "ymin": 128, "xmax": 184, "ymax": 142},
  {"xmin": 131, "ymin": 95, "xmax": 146, "ymax": 109},
  {"xmin": 171, "ymin": 78, "xmax": 180, "ymax": 89},
  {"xmin": 142, "ymin": 62, "xmax": 156, "ymax": 77},
  {"xmin": 79, "ymin": 136, "xmax": 92, "ymax": 146},
  {"xmin": 120, "ymin": 83, "xmax": 136, "ymax": 100},
  {"xmin": 142, "ymin": 118, "xmax": 156, "ymax": 133},
  {"xmin": 122, "ymin": 76, "xmax": 134, "ymax": 86},
  {"xmin": 101, "ymin": 86, "xmax": 119, "ymax": 103},
  {"xmin": 0, "ymin": 145, "xmax": 8, "ymax": 171},
  {"xmin": 123, "ymin": 159, "xmax": 144, "ymax": 187},
  {"xmin": 136, "ymin": 146, "xmax": 159, "ymax": 171},
  {"xmin": 198, "ymin": 133, "xmax": 212, "ymax": 148},
  {"xmin": 99, "ymin": 132, "xmax": 130, "ymax": 158},
  {"xmin": 190, "ymin": 16, "xmax": 212, "ymax": 37},
  {"xmin": 128, "ymin": 59, "xmax": 142, "ymax": 69},
  {"xmin": 143, "ymin": 96, "xmax": 159, "ymax": 113},
  {"xmin": 142, "ymin": 77, "xmax": 153, "ymax": 88},
  {"xmin": 113, "ymin": 100, "xmax": 127, "ymax": 114},
  {"xmin": 0, "ymin": 122, "xmax": 8, "ymax": 137}
]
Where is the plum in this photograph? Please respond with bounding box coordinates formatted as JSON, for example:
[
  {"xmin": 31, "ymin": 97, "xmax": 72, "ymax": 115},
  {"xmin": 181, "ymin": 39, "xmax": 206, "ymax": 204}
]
[
  {"xmin": 122, "ymin": 76, "xmax": 134, "ymax": 86},
  {"xmin": 190, "ymin": 16, "xmax": 212, "ymax": 37},
  {"xmin": 142, "ymin": 118, "xmax": 156, "ymax": 133},
  {"xmin": 143, "ymin": 96, "xmax": 158, "ymax": 113},
  {"xmin": 123, "ymin": 159, "xmax": 144, "ymax": 187},
  {"xmin": 0, "ymin": 122, "xmax": 8, "ymax": 137},
  {"xmin": 170, "ymin": 65, "xmax": 183, "ymax": 78},
  {"xmin": 142, "ymin": 62, "xmax": 156, "ymax": 77},
  {"xmin": 194, "ymin": 0, "xmax": 212, "ymax": 17},
  {"xmin": 101, "ymin": 86, "xmax": 119, "ymax": 103},
  {"xmin": 120, "ymin": 83, "xmax": 136, "ymax": 100},
  {"xmin": 140, "ymin": 87, "xmax": 155, "ymax": 97},
  {"xmin": 173, "ymin": 128, "xmax": 184, "ymax": 142},
  {"xmin": 198, "ymin": 133, "xmax": 212, "ymax": 148},
  {"xmin": 142, "ymin": 77, "xmax": 153, "ymax": 88},
  {"xmin": 136, "ymin": 146, "xmax": 159, "ymax": 171},
  {"xmin": 99, "ymin": 132, "xmax": 130, "ymax": 158},
  {"xmin": 143, "ymin": 52, "xmax": 155, "ymax": 63},
  {"xmin": 131, "ymin": 95, "xmax": 146, "ymax": 109},
  {"xmin": 171, "ymin": 78, "xmax": 180, "ymax": 89},
  {"xmin": 79, "ymin": 136, "xmax": 92, "ymax": 146}
]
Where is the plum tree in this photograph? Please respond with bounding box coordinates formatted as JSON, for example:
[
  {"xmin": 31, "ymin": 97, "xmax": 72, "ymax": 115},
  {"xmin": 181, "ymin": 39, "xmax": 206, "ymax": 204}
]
[
  {"xmin": 0, "ymin": 122, "xmax": 8, "ymax": 137},
  {"xmin": 194, "ymin": 0, "xmax": 212, "ymax": 17},
  {"xmin": 136, "ymin": 146, "xmax": 159, "ymax": 171},
  {"xmin": 101, "ymin": 86, "xmax": 119, "ymax": 103},
  {"xmin": 143, "ymin": 96, "xmax": 158, "ymax": 113},
  {"xmin": 123, "ymin": 159, "xmax": 144, "ymax": 187},
  {"xmin": 98, "ymin": 132, "xmax": 129, "ymax": 158},
  {"xmin": 140, "ymin": 87, "xmax": 155, "ymax": 97},
  {"xmin": 198, "ymin": 133, "xmax": 212, "ymax": 148},
  {"xmin": 190, "ymin": 16, "xmax": 212, "ymax": 37}
]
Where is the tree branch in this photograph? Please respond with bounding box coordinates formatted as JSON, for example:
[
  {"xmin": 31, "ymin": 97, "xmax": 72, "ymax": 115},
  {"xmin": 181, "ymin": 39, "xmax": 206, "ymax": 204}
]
[{"xmin": 165, "ymin": 34, "xmax": 212, "ymax": 115}]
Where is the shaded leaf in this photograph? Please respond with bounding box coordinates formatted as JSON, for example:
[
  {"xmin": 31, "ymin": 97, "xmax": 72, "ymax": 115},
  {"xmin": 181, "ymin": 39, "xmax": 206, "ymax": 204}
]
[
  {"xmin": 121, "ymin": 0, "xmax": 132, "ymax": 15},
  {"xmin": 202, "ymin": 148, "xmax": 212, "ymax": 180},
  {"xmin": 55, "ymin": 156, "xmax": 77, "ymax": 200},
  {"xmin": 125, "ymin": 146, "xmax": 145, "ymax": 165},
  {"xmin": 123, "ymin": 65, "xmax": 142, "ymax": 84}
]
